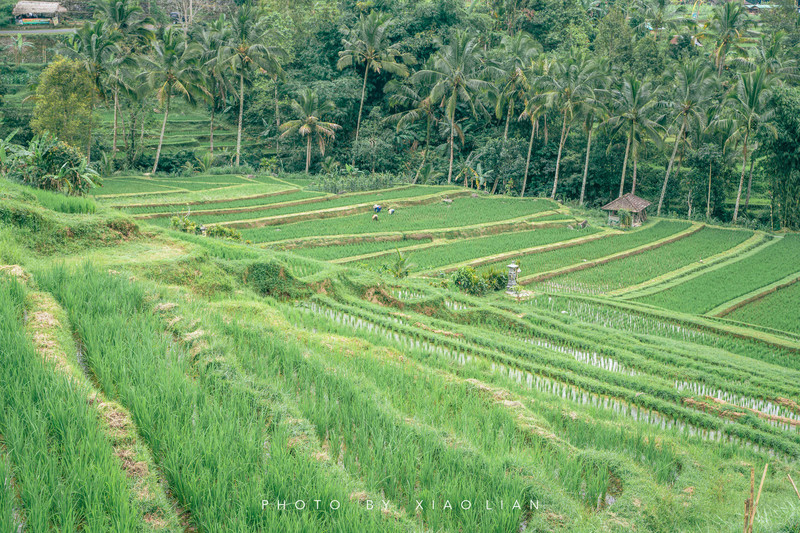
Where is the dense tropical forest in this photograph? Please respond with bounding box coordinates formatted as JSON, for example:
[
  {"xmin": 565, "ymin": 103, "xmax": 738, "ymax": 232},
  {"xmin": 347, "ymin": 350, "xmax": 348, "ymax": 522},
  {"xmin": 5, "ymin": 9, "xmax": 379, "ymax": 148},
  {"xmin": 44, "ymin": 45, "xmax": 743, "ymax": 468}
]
[{"xmin": 1, "ymin": 0, "xmax": 800, "ymax": 229}]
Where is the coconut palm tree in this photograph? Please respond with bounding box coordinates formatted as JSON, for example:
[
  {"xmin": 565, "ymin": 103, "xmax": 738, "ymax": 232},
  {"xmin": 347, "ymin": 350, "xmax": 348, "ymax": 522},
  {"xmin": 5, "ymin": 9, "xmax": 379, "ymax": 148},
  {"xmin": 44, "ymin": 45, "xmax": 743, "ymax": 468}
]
[
  {"xmin": 62, "ymin": 20, "xmax": 122, "ymax": 161},
  {"xmin": 279, "ymin": 89, "xmax": 341, "ymax": 173},
  {"xmin": 219, "ymin": 2, "xmax": 286, "ymax": 166},
  {"xmin": 518, "ymin": 58, "xmax": 552, "ymax": 198},
  {"xmin": 337, "ymin": 11, "xmax": 414, "ymax": 163},
  {"xmin": 386, "ymin": 78, "xmax": 437, "ymax": 183},
  {"xmin": 634, "ymin": 0, "xmax": 689, "ymax": 40},
  {"xmin": 139, "ymin": 26, "xmax": 204, "ymax": 173},
  {"xmin": 495, "ymin": 32, "xmax": 540, "ymax": 142},
  {"xmin": 605, "ymin": 74, "xmax": 664, "ymax": 197},
  {"xmin": 199, "ymin": 16, "xmax": 232, "ymax": 154},
  {"xmin": 412, "ymin": 31, "xmax": 494, "ymax": 184},
  {"xmin": 545, "ymin": 50, "xmax": 601, "ymax": 199},
  {"xmin": 701, "ymin": 2, "xmax": 753, "ymax": 77},
  {"xmin": 579, "ymin": 58, "xmax": 610, "ymax": 205},
  {"xmin": 657, "ymin": 59, "xmax": 717, "ymax": 215},
  {"xmin": 721, "ymin": 68, "xmax": 775, "ymax": 223}
]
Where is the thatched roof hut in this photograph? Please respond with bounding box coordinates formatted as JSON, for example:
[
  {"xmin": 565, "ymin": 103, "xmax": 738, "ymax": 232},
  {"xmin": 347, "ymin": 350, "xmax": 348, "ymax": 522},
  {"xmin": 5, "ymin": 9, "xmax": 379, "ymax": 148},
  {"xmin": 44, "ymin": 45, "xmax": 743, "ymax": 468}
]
[
  {"xmin": 601, "ymin": 193, "xmax": 651, "ymax": 227},
  {"xmin": 13, "ymin": 1, "xmax": 66, "ymax": 17}
]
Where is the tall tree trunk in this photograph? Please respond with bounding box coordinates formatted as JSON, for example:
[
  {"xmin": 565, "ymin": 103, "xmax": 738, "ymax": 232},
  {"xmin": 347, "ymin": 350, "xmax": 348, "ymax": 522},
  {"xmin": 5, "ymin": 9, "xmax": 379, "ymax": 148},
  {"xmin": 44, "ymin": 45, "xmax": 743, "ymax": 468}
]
[
  {"xmin": 707, "ymin": 159, "xmax": 713, "ymax": 218},
  {"xmin": 580, "ymin": 123, "xmax": 593, "ymax": 205},
  {"xmin": 503, "ymin": 101, "xmax": 512, "ymax": 141},
  {"xmin": 208, "ymin": 105, "xmax": 215, "ymax": 153},
  {"xmin": 152, "ymin": 94, "xmax": 170, "ymax": 174},
  {"xmin": 87, "ymin": 97, "xmax": 94, "ymax": 163},
  {"xmin": 447, "ymin": 115, "xmax": 455, "ymax": 184},
  {"xmin": 274, "ymin": 78, "xmax": 281, "ymax": 163},
  {"xmin": 551, "ymin": 111, "xmax": 569, "ymax": 199},
  {"xmin": 687, "ymin": 186, "xmax": 693, "ymax": 219},
  {"xmin": 733, "ymin": 131, "xmax": 749, "ymax": 224},
  {"xmin": 236, "ymin": 72, "xmax": 245, "ymax": 167},
  {"xmin": 658, "ymin": 120, "xmax": 685, "ymax": 216},
  {"xmin": 112, "ymin": 87, "xmax": 119, "ymax": 154},
  {"xmin": 619, "ymin": 132, "xmax": 632, "ymax": 198},
  {"xmin": 631, "ymin": 155, "xmax": 638, "ymax": 195},
  {"xmin": 745, "ymin": 150, "xmax": 755, "ymax": 209},
  {"xmin": 353, "ymin": 65, "xmax": 369, "ymax": 165},
  {"xmin": 305, "ymin": 135, "xmax": 311, "ymax": 173},
  {"xmin": 522, "ymin": 119, "xmax": 535, "ymax": 198},
  {"xmin": 413, "ymin": 118, "xmax": 431, "ymax": 185}
]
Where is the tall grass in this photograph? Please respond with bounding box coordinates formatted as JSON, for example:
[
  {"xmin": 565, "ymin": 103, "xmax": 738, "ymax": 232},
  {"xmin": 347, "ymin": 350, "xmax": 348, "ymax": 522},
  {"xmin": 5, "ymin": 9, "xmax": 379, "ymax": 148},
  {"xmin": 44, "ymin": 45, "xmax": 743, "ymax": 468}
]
[
  {"xmin": 30, "ymin": 188, "xmax": 97, "ymax": 214},
  {"xmin": 38, "ymin": 264, "xmax": 397, "ymax": 532},
  {"xmin": 0, "ymin": 279, "xmax": 142, "ymax": 532}
]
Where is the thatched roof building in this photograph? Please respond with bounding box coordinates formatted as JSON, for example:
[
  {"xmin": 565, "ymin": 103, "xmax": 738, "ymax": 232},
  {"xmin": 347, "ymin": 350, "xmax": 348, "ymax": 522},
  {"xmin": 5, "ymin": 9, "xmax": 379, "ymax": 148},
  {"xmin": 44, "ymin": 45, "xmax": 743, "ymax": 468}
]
[
  {"xmin": 13, "ymin": 1, "xmax": 66, "ymax": 16},
  {"xmin": 601, "ymin": 193, "xmax": 651, "ymax": 227}
]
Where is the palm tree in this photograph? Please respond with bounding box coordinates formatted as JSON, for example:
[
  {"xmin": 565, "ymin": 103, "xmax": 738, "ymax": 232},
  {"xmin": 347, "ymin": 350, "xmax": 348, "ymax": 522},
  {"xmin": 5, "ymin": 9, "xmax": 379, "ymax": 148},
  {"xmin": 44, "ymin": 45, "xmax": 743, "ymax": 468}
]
[
  {"xmin": 63, "ymin": 20, "xmax": 122, "ymax": 161},
  {"xmin": 412, "ymin": 31, "xmax": 494, "ymax": 184},
  {"xmin": 279, "ymin": 89, "xmax": 341, "ymax": 173},
  {"xmin": 579, "ymin": 59, "xmax": 610, "ymax": 205},
  {"xmin": 495, "ymin": 32, "xmax": 540, "ymax": 141},
  {"xmin": 518, "ymin": 58, "xmax": 552, "ymax": 198},
  {"xmin": 634, "ymin": 0, "xmax": 689, "ymax": 40},
  {"xmin": 337, "ymin": 11, "xmax": 414, "ymax": 163},
  {"xmin": 701, "ymin": 2, "xmax": 753, "ymax": 77},
  {"xmin": 605, "ymin": 74, "xmax": 664, "ymax": 197},
  {"xmin": 139, "ymin": 26, "xmax": 204, "ymax": 173},
  {"xmin": 721, "ymin": 68, "xmax": 775, "ymax": 223},
  {"xmin": 545, "ymin": 50, "xmax": 600, "ymax": 199},
  {"xmin": 386, "ymin": 78, "xmax": 437, "ymax": 183},
  {"xmin": 657, "ymin": 59, "xmax": 717, "ymax": 215},
  {"xmin": 735, "ymin": 31, "xmax": 798, "ymax": 84},
  {"xmin": 219, "ymin": 3, "xmax": 286, "ymax": 166},
  {"xmin": 7, "ymin": 34, "xmax": 34, "ymax": 67},
  {"xmin": 199, "ymin": 16, "xmax": 232, "ymax": 154},
  {"xmin": 94, "ymin": 0, "xmax": 154, "ymax": 45}
]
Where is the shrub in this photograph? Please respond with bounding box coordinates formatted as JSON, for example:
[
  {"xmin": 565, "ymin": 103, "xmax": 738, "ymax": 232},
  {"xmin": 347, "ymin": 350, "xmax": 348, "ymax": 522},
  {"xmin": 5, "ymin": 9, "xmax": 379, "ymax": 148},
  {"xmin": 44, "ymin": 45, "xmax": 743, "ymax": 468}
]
[
  {"xmin": 206, "ymin": 224, "xmax": 241, "ymax": 241},
  {"xmin": 452, "ymin": 266, "xmax": 508, "ymax": 295},
  {"xmin": 243, "ymin": 260, "xmax": 303, "ymax": 299},
  {"xmin": 171, "ymin": 215, "xmax": 198, "ymax": 234},
  {"xmin": 452, "ymin": 267, "xmax": 489, "ymax": 296},
  {"xmin": 7, "ymin": 134, "xmax": 101, "ymax": 196}
]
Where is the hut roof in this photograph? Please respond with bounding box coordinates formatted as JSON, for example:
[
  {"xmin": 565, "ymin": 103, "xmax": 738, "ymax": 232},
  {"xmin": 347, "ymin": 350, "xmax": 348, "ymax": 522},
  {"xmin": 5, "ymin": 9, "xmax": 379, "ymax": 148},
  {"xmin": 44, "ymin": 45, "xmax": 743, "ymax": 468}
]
[
  {"xmin": 601, "ymin": 193, "xmax": 651, "ymax": 213},
  {"xmin": 12, "ymin": 1, "xmax": 66, "ymax": 15}
]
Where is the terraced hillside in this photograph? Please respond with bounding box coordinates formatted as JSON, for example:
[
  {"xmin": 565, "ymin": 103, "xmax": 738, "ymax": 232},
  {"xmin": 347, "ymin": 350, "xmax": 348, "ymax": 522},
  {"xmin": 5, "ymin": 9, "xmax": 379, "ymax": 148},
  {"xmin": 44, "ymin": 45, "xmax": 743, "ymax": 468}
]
[{"xmin": 2, "ymin": 173, "xmax": 800, "ymax": 533}]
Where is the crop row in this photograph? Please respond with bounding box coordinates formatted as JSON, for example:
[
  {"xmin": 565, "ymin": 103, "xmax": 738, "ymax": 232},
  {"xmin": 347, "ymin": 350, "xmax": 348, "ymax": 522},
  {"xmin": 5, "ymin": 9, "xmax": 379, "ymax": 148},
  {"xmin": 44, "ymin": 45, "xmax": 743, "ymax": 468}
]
[
  {"xmin": 0, "ymin": 279, "xmax": 143, "ymax": 531},
  {"xmin": 297, "ymin": 238, "xmax": 433, "ymax": 261},
  {"xmin": 546, "ymin": 227, "xmax": 753, "ymax": 293},
  {"xmin": 316, "ymin": 294, "xmax": 800, "ymax": 455},
  {"xmin": 477, "ymin": 297, "xmax": 800, "ymax": 402},
  {"xmin": 727, "ymin": 281, "xmax": 800, "ymax": 335},
  {"xmin": 299, "ymin": 299, "xmax": 785, "ymax": 456},
  {"xmin": 182, "ymin": 186, "xmax": 450, "ymax": 226},
  {"xmin": 241, "ymin": 197, "xmax": 557, "ymax": 244},
  {"xmin": 353, "ymin": 225, "xmax": 599, "ymax": 273},
  {"xmin": 641, "ymin": 235, "xmax": 800, "ymax": 314},
  {"xmin": 95, "ymin": 174, "xmax": 252, "ymax": 197},
  {"xmin": 38, "ymin": 265, "xmax": 397, "ymax": 532},
  {"xmin": 518, "ymin": 294, "xmax": 800, "ymax": 372},
  {"xmin": 121, "ymin": 188, "xmax": 320, "ymax": 215},
  {"xmin": 477, "ymin": 220, "xmax": 690, "ymax": 279}
]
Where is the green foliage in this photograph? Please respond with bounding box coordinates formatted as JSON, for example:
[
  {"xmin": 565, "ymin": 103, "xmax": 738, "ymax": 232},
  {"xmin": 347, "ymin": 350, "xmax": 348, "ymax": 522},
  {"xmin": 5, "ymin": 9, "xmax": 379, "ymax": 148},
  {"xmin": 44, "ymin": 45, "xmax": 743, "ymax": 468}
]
[
  {"xmin": 242, "ymin": 260, "xmax": 304, "ymax": 299},
  {"xmin": 30, "ymin": 187, "xmax": 97, "ymax": 214},
  {"xmin": 170, "ymin": 214, "xmax": 198, "ymax": 234},
  {"xmin": 206, "ymin": 224, "xmax": 242, "ymax": 240},
  {"xmin": 761, "ymin": 86, "xmax": 800, "ymax": 230},
  {"xmin": 30, "ymin": 58, "xmax": 93, "ymax": 149},
  {"xmin": 451, "ymin": 265, "xmax": 507, "ymax": 295},
  {"xmin": 7, "ymin": 134, "xmax": 101, "ymax": 196}
]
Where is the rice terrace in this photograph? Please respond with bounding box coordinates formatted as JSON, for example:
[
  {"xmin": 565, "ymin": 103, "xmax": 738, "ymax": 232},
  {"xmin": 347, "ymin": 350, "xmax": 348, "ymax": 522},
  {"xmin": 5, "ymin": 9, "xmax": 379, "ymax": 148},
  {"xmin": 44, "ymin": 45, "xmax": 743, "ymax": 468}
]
[{"xmin": 2, "ymin": 0, "xmax": 800, "ymax": 532}]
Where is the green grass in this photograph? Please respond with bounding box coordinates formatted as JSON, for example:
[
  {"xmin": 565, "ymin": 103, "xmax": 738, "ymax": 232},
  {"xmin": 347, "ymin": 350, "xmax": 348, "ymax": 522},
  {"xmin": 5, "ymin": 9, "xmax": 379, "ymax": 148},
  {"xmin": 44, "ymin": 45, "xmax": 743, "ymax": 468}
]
[
  {"xmin": 0, "ymin": 279, "xmax": 143, "ymax": 531},
  {"xmin": 642, "ymin": 235, "xmax": 800, "ymax": 314},
  {"xmin": 30, "ymin": 188, "xmax": 97, "ymax": 214},
  {"xmin": 478, "ymin": 220, "xmax": 691, "ymax": 277},
  {"xmin": 548, "ymin": 227, "xmax": 753, "ymax": 293},
  {"xmin": 355, "ymin": 225, "xmax": 600, "ymax": 272},
  {"xmin": 164, "ymin": 186, "xmax": 457, "ymax": 226},
  {"xmin": 120, "ymin": 189, "xmax": 324, "ymax": 215},
  {"xmin": 723, "ymin": 281, "xmax": 800, "ymax": 335},
  {"xmin": 242, "ymin": 197, "xmax": 558, "ymax": 243},
  {"xmin": 295, "ymin": 238, "xmax": 433, "ymax": 261}
]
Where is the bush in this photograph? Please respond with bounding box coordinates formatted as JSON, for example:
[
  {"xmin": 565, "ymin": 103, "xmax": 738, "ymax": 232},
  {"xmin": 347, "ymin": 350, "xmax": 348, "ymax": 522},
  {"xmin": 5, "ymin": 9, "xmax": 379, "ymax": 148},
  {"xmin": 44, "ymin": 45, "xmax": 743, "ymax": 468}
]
[
  {"xmin": 205, "ymin": 224, "xmax": 241, "ymax": 241},
  {"xmin": 452, "ymin": 267, "xmax": 489, "ymax": 296},
  {"xmin": 243, "ymin": 260, "xmax": 303, "ymax": 299},
  {"xmin": 171, "ymin": 215, "xmax": 198, "ymax": 234},
  {"xmin": 452, "ymin": 266, "xmax": 508, "ymax": 295},
  {"xmin": 306, "ymin": 166, "xmax": 409, "ymax": 194},
  {"xmin": 7, "ymin": 134, "xmax": 101, "ymax": 196}
]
